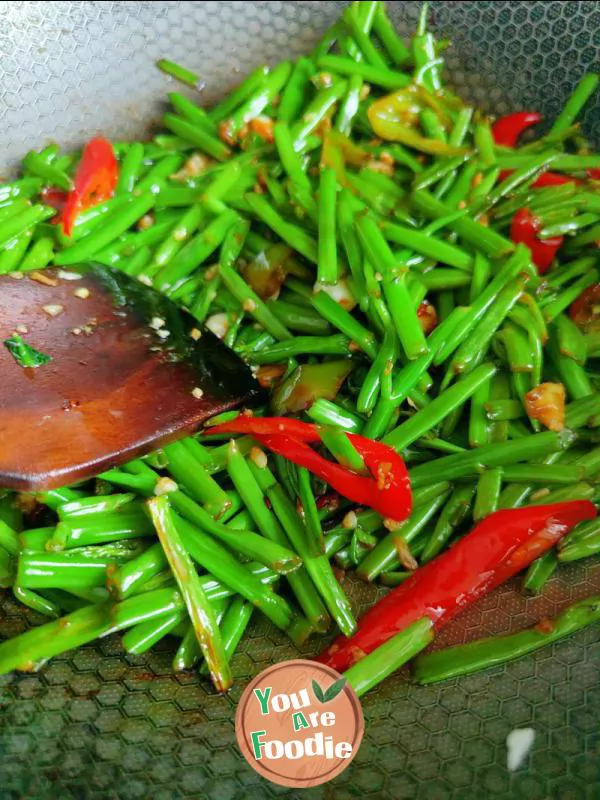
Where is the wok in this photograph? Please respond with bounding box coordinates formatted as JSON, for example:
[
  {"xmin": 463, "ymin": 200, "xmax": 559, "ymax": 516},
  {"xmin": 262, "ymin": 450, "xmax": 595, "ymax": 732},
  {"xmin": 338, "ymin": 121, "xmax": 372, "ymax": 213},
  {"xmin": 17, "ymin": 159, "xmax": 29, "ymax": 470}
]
[{"xmin": 0, "ymin": 2, "xmax": 599, "ymax": 798}]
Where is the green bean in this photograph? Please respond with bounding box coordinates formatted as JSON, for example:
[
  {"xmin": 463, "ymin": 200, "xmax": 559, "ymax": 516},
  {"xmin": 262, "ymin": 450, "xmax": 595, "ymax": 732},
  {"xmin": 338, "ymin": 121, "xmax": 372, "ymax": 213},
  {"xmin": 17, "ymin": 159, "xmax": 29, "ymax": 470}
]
[
  {"xmin": 409, "ymin": 431, "xmax": 568, "ymax": 488},
  {"xmin": 246, "ymin": 192, "xmax": 317, "ymax": 262},
  {"xmin": 146, "ymin": 497, "xmax": 230, "ymax": 691},
  {"xmin": 542, "ymin": 269, "xmax": 598, "ymax": 324},
  {"xmin": 22, "ymin": 150, "xmax": 72, "ymax": 191},
  {"xmin": 47, "ymin": 509, "xmax": 154, "ymax": 549},
  {"xmin": 224, "ymin": 61, "xmax": 291, "ymax": 142},
  {"xmin": 473, "ymin": 119, "xmax": 496, "ymax": 166},
  {"xmin": 478, "ymin": 153, "xmax": 560, "ymax": 214},
  {"xmin": 250, "ymin": 462, "xmax": 357, "ymax": 635},
  {"xmin": 412, "ymin": 3, "xmax": 441, "ymax": 91},
  {"xmin": 336, "ymin": 74, "xmax": 363, "ymax": 135},
  {"xmin": 342, "ymin": 4, "xmax": 386, "ymax": 68},
  {"xmin": 414, "ymin": 155, "xmax": 468, "ymax": 192},
  {"xmin": 565, "ymin": 394, "xmax": 600, "ymax": 429},
  {"xmin": 0, "ymin": 198, "xmax": 34, "ymax": 226},
  {"xmin": 307, "ymin": 399, "xmax": 363, "ymax": 432},
  {"xmin": 346, "ymin": 617, "xmax": 434, "ymax": 697},
  {"xmin": 501, "ymin": 323, "xmax": 534, "ymax": 373},
  {"xmin": 278, "ymin": 57, "xmax": 315, "ymax": 123},
  {"xmin": 369, "ymin": 4, "xmax": 408, "ymax": 63},
  {"xmin": 550, "ymin": 73, "xmax": 599, "ymax": 135},
  {"xmin": 357, "ymin": 492, "xmax": 449, "ymax": 581},
  {"xmin": 316, "ymin": 167, "xmax": 339, "ymax": 285},
  {"xmin": 0, "ymin": 520, "xmax": 19, "ymax": 557},
  {"xmin": 442, "ymin": 160, "xmax": 479, "ymax": 208},
  {"xmin": 548, "ymin": 330, "xmax": 594, "ymax": 400},
  {"xmin": 319, "ymin": 426, "xmax": 367, "ymax": 475},
  {"xmin": 225, "ymin": 440, "xmax": 312, "ymax": 572},
  {"xmin": 208, "ymin": 65, "xmax": 270, "ymax": 123},
  {"xmin": 413, "ymin": 594, "xmax": 600, "ymax": 684},
  {"xmin": 449, "ymin": 278, "xmax": 525, "ymax": 375},
  {"xmin": 54, "ymin": 192, "xmax": 159, "ymax": 265},
  {"xmin": 523, "ymin": 551, "xmax": 559, "ymax": 595},
  {"xmin": 311, "ymin": 288, "xmax": 377, "ymax": 357},
  {"xmin": 473, "ymin": 468, "xmax": 503, "ymax": 521},
  {"xmin": 0, "ymin": 229, "xmax": 33, "ymax": 273},
  {"xmin": 467, "ymin": 251, "xmax": 489, "ymax": 301},
  {"xmin": 0, "ymin": 178, "xmax": 43, "ymax": 204},
  {"xmin": 382, "ymin": 220, "xmax": 473, "ymax": 271},
  {"xmin": 355, "ymin": 213, "xmax": 426, "ymax": 359},
  {"xmin": 249, "ymin": 334, "xmax": 350, "ymax": 364},
  {"xmin": 421, "ymin": 483, "xmax": 475, "ymax": 563},
  {"xmin": 13, "ymin": 585, "xmax": 60, "ymax": 618},
  {"xmin": 316, "ymin": 54, "xmax": 409, "ymax": 90},
  {"xmin": 219, "ymin": 237, "xmax": 293, "ymax": 342},
  {"xmin": 116, "ymin": 142, "xmax": 145, "ymax": 194},
  {"xmin": 484, "ymin": 399, "xmax": 525, "ymax": 421},
  {"xmin": 123, "ymin": 609, "xmax": 187, "ymax": 655},
  {"xmin": 411, "ymin": 190, "xmax": 514, "ymax": 257},
  {"xmin": 271, "ymin": 299, "xmax": 331, "ymax": 336},
  {"xmin": 554, "ymin": 314, "xmax": 588, "ymax": 365},
  {"xmin": 18, "ymin": 236, "xmax": 54, "ymax": 272},
  {"xmin": 156, "ymin": 58, "xmax": 201, "ymax": 87},
  {"xmin": 296, "ymin": 467, "xmax": 324, "ymax": 556},
  {"xmin": 145, "ymin": 205, "xmax": 206, "ymax": 278},
  {"xmin": 419, "ymin": 269, "xmax": 470, "ymax": 290},
  {"xmin": 135, "ymin": 154, "xmax": 184, "ymax": 194},
  {"xmin": 468, "ymin": 373, "xmax": 491, "ymax": 447},
  {"xmin": 559, "ymin": 519, "xmax": 600, "ymax": 562},
  {"xmin": 357, "ymin": 327, "xmax": 395, "ymax": 414},
  {"xmin": 218, "ymin": 596, "xmax": 254, "ymax": 662},
  {"xmin": 163, "ymin": 440, "xmax": 231, "ymax": 518},
  {"xmin": 274, "ymin": 122, "xmax": 311, "ymax": 191},
  {"xmin": 156, "ymin": 209, "xmax": 238, "ymax": 292},
  {"xmin": 385, "ymin": 363, "xmax": 496, "ymax": 451},
  {"xmin": 0, "ymin": 204, "xmax": 54, "ymax": 251},
  {"xmin": 529, "ymin": 482, "xmax": 595, "ymax": 506},
  {"xmin": 540, "ymin": 212, "xmax": 600, "ymax": 239},
  {"xmin": 17, "ymin": 549, "xmax": 130, "ymax": 591},
  {"xmin": 168, "ymin": 92, "xmax": 216, "ymax": 134},
  {"xmin": 59, "ymin": 489, "xmax": 133, "ymax": 515}
]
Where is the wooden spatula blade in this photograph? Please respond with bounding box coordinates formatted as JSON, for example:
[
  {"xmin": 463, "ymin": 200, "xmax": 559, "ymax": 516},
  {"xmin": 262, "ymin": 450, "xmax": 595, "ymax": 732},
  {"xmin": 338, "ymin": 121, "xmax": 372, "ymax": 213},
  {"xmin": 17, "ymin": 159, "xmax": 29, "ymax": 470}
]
[{"xmin": 0, "ymin": 264, "xmax": 260, "ymax": 490}]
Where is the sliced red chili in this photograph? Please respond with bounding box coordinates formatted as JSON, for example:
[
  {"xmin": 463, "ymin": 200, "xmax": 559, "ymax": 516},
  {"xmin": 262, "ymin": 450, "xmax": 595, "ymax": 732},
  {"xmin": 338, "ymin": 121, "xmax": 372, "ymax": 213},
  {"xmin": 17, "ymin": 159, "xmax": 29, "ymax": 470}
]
[
  {"xmin": 569, "ymin": 283, "xmax": 600, "ymax": 331},
  {"xmin": 318, "ymin": 501, "xmax": 597, "ymax": 671},
  {"xmin": 492, "ymin": 112, "xmax": 577, "ymax": 190},
  {"xmin": 206, "ymin": 416, "xmax": 412, "ymax": 522},
  {"xmin": 531, "ymin": 172, "xmax": 579, "ymax": 189},
  {"xmin": 510, "ymin": 207, "xmax": 563, "ymax": 274},
  {"xmin": 61, "ymin": 137, "xmax": 118, "ymax": 236},
  {"xmin": 491, "ymin": 112, "xmax": 542, "ymax": 148},
  {"xmin": 41, "ymin": 187, "xmax": 68, "ymax": 219}
]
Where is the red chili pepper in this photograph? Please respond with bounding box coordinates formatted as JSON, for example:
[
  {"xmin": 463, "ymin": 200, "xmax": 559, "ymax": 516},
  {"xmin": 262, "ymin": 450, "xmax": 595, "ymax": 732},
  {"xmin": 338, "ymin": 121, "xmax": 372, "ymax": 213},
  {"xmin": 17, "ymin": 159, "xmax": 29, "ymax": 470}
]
[
  {"xmin": 492, "ymin": 112, "xmax": 578, "ymax": 189},
  {"xmin": 61, "ymin": 137, "xmax": 118, "ymax": 236},
  {"xmin": 587, "ymin": 169, "xmax": 600, "ymax": 181},
  {"xmin": 510, "ymin": 207, "xmax": 563, "ymax": 274},
  {"xmin": 318, "ymin": 501, "xmax": 596, "ymax": 671},
  {"xmin": 530, "ymin": 172, "xmax": 578, "ymax": 189},
  {"xmin": 491, "ymin": 112, "xmax": 542, "ymax": 148},
  {"xmin": 41, "ymin": 187, "xmax": 69, "ymax": 219},
  {"xmin": 206, "ymin": 416, "xmax": 412, "ymax": 522},
  {"xmin": 570, "ymin": 283, "xmax": 600, "ymax": 330}
]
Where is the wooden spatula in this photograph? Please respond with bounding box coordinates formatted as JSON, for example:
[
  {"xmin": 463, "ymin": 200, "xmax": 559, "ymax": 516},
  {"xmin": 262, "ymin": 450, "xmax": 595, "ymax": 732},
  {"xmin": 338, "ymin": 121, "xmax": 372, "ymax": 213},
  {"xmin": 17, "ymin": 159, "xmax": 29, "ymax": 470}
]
[{"xmin": 0, "ymin": 264, "xmax": 260, "ymax": 491}]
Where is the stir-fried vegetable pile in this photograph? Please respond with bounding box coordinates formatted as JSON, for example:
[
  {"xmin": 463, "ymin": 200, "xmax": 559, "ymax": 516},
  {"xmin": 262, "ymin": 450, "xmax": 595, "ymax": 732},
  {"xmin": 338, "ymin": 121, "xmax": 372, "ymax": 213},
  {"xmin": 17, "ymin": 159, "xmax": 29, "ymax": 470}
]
[{"xmin": 1, "ymin": 1, "xmax": 600, "ymax": 693}]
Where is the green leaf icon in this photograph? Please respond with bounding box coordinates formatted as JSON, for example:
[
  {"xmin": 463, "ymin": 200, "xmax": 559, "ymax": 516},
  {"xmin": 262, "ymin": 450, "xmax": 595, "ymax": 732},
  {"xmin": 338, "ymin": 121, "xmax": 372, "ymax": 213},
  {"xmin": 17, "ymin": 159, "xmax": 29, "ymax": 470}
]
[
  {"xmin": 312, "ymin": 679, "xmax": 326, "ymax": 703},
  {"xmin": 323, "ymin": 677, "xmax": 346, "ymax": 702}
]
